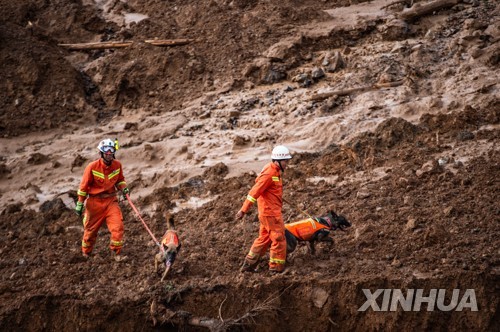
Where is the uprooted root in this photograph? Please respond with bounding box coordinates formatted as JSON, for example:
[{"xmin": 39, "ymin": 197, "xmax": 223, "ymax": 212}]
[{"xmin": 151, "ymin": 289, "xmax": 287, "ymax": 331}]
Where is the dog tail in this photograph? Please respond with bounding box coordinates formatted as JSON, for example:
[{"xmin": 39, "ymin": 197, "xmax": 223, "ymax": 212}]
[{"xmin": 165, "ymin": 212, "xmax": 175, "ymax": 230}]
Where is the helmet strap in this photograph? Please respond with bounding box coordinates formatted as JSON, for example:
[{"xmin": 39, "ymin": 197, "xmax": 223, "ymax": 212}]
[{"xmin": 274, "ymin": 160, "xmax": 285, "ymax": 173}]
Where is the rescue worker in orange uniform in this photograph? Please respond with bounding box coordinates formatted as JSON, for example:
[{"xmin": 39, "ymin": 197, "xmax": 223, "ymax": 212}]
[
  {"xmin": 236, "ymin": 145, "xmax": 292, "ymax": 274},
  {"xmin": 75, "ymin": 138, "xmax": 130, "ymax": 261}
]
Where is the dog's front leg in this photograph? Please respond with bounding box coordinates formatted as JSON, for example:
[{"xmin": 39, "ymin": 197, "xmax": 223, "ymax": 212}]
[
  {"xmin": 307, "ymin": 241, "xmax": 316, "ymax": 255},
  {"xmin": 316, "ymin": 230, "xmax": 333, "ymax": 244},
  {"xmin": 285, "ymin": 229, "xmax": 298, "ymax": 254},
  {"xmin": 154, "ymin": 254, "xmax": 161, "ymax": 273},
  {"xmin": 317, "ymin": 233, "xmax": 334, "ymax": 253},
  {"xmin": 161, "ymin": 265, "xmax": 171, "ymax": 282},
  {"xmin": 319, "ymin": 236, "xmax": 333, "ymax": 244}
]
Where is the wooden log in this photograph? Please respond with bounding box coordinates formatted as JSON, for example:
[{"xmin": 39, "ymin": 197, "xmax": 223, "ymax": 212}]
[
  {"xmin": 58, "ymin": 38, "xmax": 194, "ymax": 50},
  {"xmin": 58, "ymin": 41, "xmax": 133, "ymax": 50},
  {"xmin": 144, "ymin": 39, "xmax": 195, "ymax": 46},
  {"xmin": 188, "ymin": 317, "xmax": 220, "ymax": 329},
  {"xmin": 309, "ymin": 80, "xmax": 404, "ymax": 102},
  {"xmin": 399, "ymin": 0, "xmax": 459, "ymax": 20},
  {"xmin": 381, "ymin": 0, "xmax": 410, "ymax": 11}
]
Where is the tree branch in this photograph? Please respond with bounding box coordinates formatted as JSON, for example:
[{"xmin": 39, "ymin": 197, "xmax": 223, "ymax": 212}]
[{"xmin": 399, "ymin": 0, "xmax": 460, "ymax": 21}]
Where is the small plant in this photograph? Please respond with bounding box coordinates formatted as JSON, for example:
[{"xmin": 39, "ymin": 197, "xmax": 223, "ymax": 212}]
[{"xmin": 164, "ymin": 283, "xmax": 175, "ymax": 292}]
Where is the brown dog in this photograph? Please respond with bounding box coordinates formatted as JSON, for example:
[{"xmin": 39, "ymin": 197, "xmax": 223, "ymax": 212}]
[{"xmin": 154, "ymin": 213, "xmax": 181, "ymax": 281}]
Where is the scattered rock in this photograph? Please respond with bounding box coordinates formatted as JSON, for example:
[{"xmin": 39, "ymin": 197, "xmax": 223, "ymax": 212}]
[
  {"xmin": 124, "ymin": 122, "xmax": 139, "ymax": 130},
  {"xmin": 391, "ymin": 258, "xmax": 402, "ymax": 268},
  {"xmin": 438, "ymin": 157, "xmax": 448, "ymax": 166},
  {"xmin": 443, "ymin": 206, "xmax": 456, "ymax": 217},
  {"xmin": 356, "ymin": 188, "xmax": 371, "ymax": 199},
  {"xmin": 325, "ymin": 51, "xmax": 345, "ymax": 73},
  {"xmin": 457, "ymin": 131, "xmax": 474, "ymax": 141},
  {"xmin": 27, "ymin": 153, "xmax": 49, "ymax": 165},
  {"xmin": 379, "ymin": 18, "xmax": 409, "ymax": 41},
  {"xmin": 203, "ymin": 162, "xmax": 229, "ymax": 180},
  {"xmin": 311, "ymin": 67, "xmax": 325, "ymax": 80},
  {"xmin": 71, "ymin": 154, "xmax": 87, "ymax": 171},
  {"xmin": 416, "ymin": 161, "xmax": 435, "ymax": 177},
  {"xmin": 405, "ymin": 218, "xmax": 418, "ymax": 231},
  {"xmin": 312, "ymin": 287, "xmax": 329, "ymax": 308},
  {"xmin": 233, "ymin": 135, "xmax": 251, "ymax": 146},
  {"xmin": 0, "ymin": 163, "xmax": 10, "ymax": 175},
  {"xmin": 2, "ymin": 203, "xmax": 22, "ymax": 215}
]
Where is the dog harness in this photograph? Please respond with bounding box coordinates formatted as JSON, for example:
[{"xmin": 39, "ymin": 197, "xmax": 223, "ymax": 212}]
[
  {"xmin": 161, "ymin": 230, "xmax": 179, "ymax": 247},
  {"xmin": 285, "ymin": 218, "xmax": 330, "ymax": 241}
]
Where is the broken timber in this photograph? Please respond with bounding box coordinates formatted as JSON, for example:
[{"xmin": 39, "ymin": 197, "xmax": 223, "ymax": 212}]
[
  {"xmin": 58, "ymin": 41, "xmax": 133, "ymax": 50},
  {"xmin": 144, "ymin": 38, "xmax": 195, "ymax": 46},
  {"xmin": 399, "ymin": 0, "xmax": 460, "ymax": 21},
  {"xmin": 58, "ymin": 39, "xmax": 194, "ymax": 50},
  {"xmin": 309, "ymin": 80, "xmax": 404, "ymax": 102}
]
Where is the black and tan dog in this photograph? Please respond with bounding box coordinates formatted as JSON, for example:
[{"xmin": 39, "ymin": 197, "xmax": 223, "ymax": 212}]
[
  {"xmin": 154, "ymin": 213, "xmax": 181, "ymax": 281},
  {"xmin": 285, "ymin": 210, "xmax": 350, "ymax": 255}
]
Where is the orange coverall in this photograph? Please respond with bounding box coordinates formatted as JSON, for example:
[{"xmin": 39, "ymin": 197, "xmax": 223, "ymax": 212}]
[
  {"xmin": 240, "ymin": 162, "xmax": 286, "ymax": 272},
  {"xmin": 77, "ymin": 158, "xmax": 127, "ymax": 255}
]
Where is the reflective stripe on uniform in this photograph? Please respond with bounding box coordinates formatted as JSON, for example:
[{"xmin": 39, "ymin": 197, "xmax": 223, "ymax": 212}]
[
  {"xmin": 110, "ymin": 240, "xmax": 124, "ymax": 247},
  {"xmin": 246, "ymin": 195, "xmax": 257, "ymax": 203},
  {"xmin": 246, "ymin": 250, "xmax": 259, "ymax": 258},
  {"xmin": 272, "ymin": 176, "xmax": 280, "ymax": 182},
  {"xmin": 117, "ymin": 181, "xmax": 127, "ymax": 187},
  {"xmin": 82, "ymin": 240, "xmax": 91, "ymax": 248},
  {"xmin": 108, "ymin": 168, "xmax": 121, "ymax": 180},
  {"xmin": 270, "ymin": 257, "xmax": 285, "ymax": 264},
  {"xmin": 309, "ymin": 218, "xmax": 317, "ymax": 229},
  {"xmin": 82, "ymin": 214, "xmax": 87, "ymax": 226},
  {"xmin": 92, "ymin": 170, "xmax": 105, "ymax": 179},
  {"xmin": 77, "ymin": 190, "xmax": 87, "ymax": 197}
]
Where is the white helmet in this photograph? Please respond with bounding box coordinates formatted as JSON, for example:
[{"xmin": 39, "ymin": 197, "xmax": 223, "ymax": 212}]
[
  {"xmin": 271, "ymin": 145, "xmax": 292, "ymax": 160},
  {"xmin": 97, "ymin": 138, "xmax": 116, "ymax": 153}
]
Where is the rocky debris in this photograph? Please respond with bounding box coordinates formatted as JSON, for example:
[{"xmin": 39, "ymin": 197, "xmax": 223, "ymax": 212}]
[
  {"xmin": 321, "ymin": 50, "xmax": 346, "ymax": 73},
  {"xmin": 312, "ymin": 287, "xmax": 329, "ymax": 308},
  {"xmin": 0, "ymin": 163, "xmax": 10, "ymax": 175},
  {"xmin": 27, "ymin": 153, "xmax": 49, "ymax": 165},
  {"xmin": 71, "ymin": 154, "xmax": 87, "ymax": 171},
  {"xmin": 378, "ymin": 18, "xmax": 409, "ymax": 41}
]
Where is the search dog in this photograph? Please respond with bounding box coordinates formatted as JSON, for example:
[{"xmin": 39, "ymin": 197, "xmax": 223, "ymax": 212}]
[
  {"xmin": 154, "ymin": 213, "xmax": 181, "ymax": 281},
  {"xmin": 285, "ymin": 210, "xmax": 350, "ymax": 255}
]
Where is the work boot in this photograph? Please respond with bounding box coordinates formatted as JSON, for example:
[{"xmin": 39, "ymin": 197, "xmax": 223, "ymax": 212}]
[
  {"xmin": 240, "ymin": 260, "xmax": 258, "ymax": 273},
  {"xmin": 269, "ymin": 266, "xmax": 285, "ymax": 275}
]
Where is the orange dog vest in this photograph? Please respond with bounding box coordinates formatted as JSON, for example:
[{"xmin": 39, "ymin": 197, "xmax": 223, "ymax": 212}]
[{"xmin": 285, "ymin": 218, "xmax": 330, "ymax": 241}]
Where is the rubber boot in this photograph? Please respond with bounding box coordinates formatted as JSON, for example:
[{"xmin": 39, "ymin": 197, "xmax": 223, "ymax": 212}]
[{"xmin": 240, "ymin": 260, "xmax": 258, "ymax": 272}]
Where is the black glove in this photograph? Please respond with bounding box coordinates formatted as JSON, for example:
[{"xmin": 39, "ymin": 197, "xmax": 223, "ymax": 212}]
[{"xmin": 122, "ymin": 187, "xmax": 130, "ymax": 199}]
